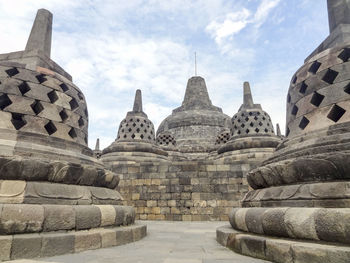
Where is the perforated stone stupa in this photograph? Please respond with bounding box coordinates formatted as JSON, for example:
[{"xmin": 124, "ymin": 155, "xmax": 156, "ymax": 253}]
[
  {"xmin": 0, "ymin": 9, "xmax": 145, "ymax": 261},
  {"xmin": 157, "ymin": 76, "xmax": 231, "ymax": 154},
  {"xmin": 217, "ymin": 1, "xmax": 350, "ymax": 262}
]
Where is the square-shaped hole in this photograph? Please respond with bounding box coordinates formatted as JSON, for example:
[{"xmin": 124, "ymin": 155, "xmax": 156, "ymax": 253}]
[
  {"xmin": 308, "ymin": 61, "xmax": 321, "ymax": 74},
  {"xmin": 299, "ymin": 82, "xmax": 308, "ymax": 94},
  {"xmin": 0, "ymin": 94, "xmax": 12, "ymax": 110},
  {"xmin": 338, "ymin": 48, "xmax": 350, "ymax": 62},
  {"xmin": 299, "ymin": 116, "xmax": 310, "ymax": 130},
  {"xmin": 18, "ymin": 82, "xmax": 31, "ymax": 95},
  {"xmin": 44, "ymin": 121, "xmax": 57, "ymax": 135},
  {"xmin": 11, "ymin": 113, "xmax": 26, "ymax": 130},
  {"xmin": 5, "ymin": 68, "xmax": 19, "ymax": 77},
  {"xmin": 310, "ymin": 91, "xmax": 325, "ymax": 107},
  {"xmin": 322, "ymin": 69, "xmax": 338, "ymax": 84},
  {"xmin": 327, "ymin": 104, "xmax": 346, "ymax": 122}
]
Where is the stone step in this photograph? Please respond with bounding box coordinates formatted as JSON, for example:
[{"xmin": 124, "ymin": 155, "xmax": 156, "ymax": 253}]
[{"xmin": 217, "ymin": 225, "xmax": 350, "ymax": 263}]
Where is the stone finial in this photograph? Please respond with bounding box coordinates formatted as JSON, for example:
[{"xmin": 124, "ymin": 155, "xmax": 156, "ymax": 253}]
[
  {"xmin": 182, "ymin": 76, "xmax": 212, "ymax": 108},
  {"xmin": 25, "ymin": 9, "xmax": 52, "ymax": 58},
  {"xmin": 276, "ymin": 123, "xmax": 282, "ymax": 136},
  {"xmin": 95, "ymin": 138, "xmax": 100, "ymax": 151},
  {"xmin": 243, "ymin": 82, "xmax": 254, "ymax": 107},
  {"xmin": 133, "ymin": 89, "xmax": 143, "ymax": 112},
  {"xmin": 328, "ymin": 0, "xmax": 350, "ymax": 33}
]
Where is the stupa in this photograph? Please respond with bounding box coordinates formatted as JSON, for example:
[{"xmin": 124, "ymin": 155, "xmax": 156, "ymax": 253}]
[{"xmin": 0, "ymin": 9, "xmax": 145, "ymax": 261}]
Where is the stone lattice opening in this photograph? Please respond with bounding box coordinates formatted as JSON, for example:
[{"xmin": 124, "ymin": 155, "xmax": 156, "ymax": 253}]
[
  {"xmin": 11, "ymin": 113, "xmax": 26, "ymax": 130},
  {"xmin": 77, "ymin": 92, "xmax": 84, "ymax": 100},
  {"xmin": 31, "ymin": 100, "xmax": 44, "ymax": 115},
  {"xmin": 69, "ymin": 98, "xmax": 79, "ymax": 110},
  {"xmin": 0, "ymin": 94, "xmax": 12, "ymax": 110},
  {"xmin": 44, "ymin": 121, "xmax": 57, "ymax": 135},
  {"xmin": 60, "ymin": 83, "xmax": 69, "ymax": 92},
  {"xmin": 308, "ymin": 61, "xmax": 321, "ymax": 74},
  {"xmin": 286, "ymin": 127, "xmax": 290, "ymax": 137},
  {"xmin": 36, "ymin": 74, "xmax": 47, "ymax": 84},
  {"xmin": 5, "ymin": 68, "xmax": 19, "ymax": 77},
  {"xmin": 59, "ymin": 109, "xmax": 68, "ymax": 122},
  {"xmin": 47, "ymin": 90, "xmax": 59, "ymax": 103},
  {"xmin": 18, "ymin": 82, "xmax": 31, "ymax": 95},
  {"xmin": 338, "ymin": 48, "xmax": 350, "ymax": 62},
  {"xmin": 310, "ymin": 91, "xmax": 325, "ymax": 107},
  {"xmin": 78, "ymin": 117, "xmax": 84, "ymax": 127},
  {"xmin": 344, "ymin": 83, "xmax": 350, "ymax": 94},
  {"xmin": 292, "ymin": 75, "xmax": 297, "ymax": 84},
  {"xmin": 287, "ymin": 94, "xmax": 291, "ymax": 103},
  {"xmin": 327, "ymin": 104, "xmax": 346, "ymax": 122},
  {"xmin": 322, "ymin": 69, "xmax": 338, "ymax": 84},
  {"xmin": 68, "ymin": 127, "xmax": 77, "ymax": 139},
  {"xmin": 299, "ymin": 116, "xmax": 310, "ymax": 130},
  {"xmin": 299, "ymin": 82, "xmax": 308, "ymax": 94}
]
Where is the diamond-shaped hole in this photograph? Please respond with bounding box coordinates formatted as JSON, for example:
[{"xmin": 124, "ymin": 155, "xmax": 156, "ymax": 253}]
[
  {"xmin": 36, "ymin": 74, "xmax": 47, "ymax": 84},
  {"xmin": 59, "ymin": 109, "xmax": 68, "ymax": 121},
  {"xmin": 44, "ymin": 121, "xmax": 57, "ymax": 135},
  {"xmin": 47, "ymin": 90, "xmax": 58, "ymax": 103},
  {"xmin": 128, "ymin": 128, "xmax": 132, "ymax": 132},
  {"xmin": 264, "ymin": 128, "xmax": 268, "ymax": 133},
  {"xmin": 291, "ymin": 105, "xmax": 298, "ymax": 116},
  {"xmin": 254, "ymin": 116, "xmax": 258, "ymax": 120},
  {"xmin": 327, "ymin": 104, "xmax": 346, "ymax": 122},
  {"xmin": 31, "ymin": 100, "xmax": 44, "ymax": 115},
  {"xmin": 308, "ymin": 61, "xmax": 321, "ymax": 74},
  {"xmin": 0, "ymin": 94, "xmax": 12, "ymax": 110},
  {"xmin": 84, "ymin": 108, "xmax": 88, "ymax": 117},
  {"xmin": 11, "ymin": 113, "xmax": 26, "ymax": 130},
  {"xmin": 77, "ymin": 92, "xmax": 84, "ymax": 100},
  {"xmin": 241, "ymin": 123, "xmax": 245, "ymax": 128},
  {"xmin": 344, "ymin": 83, "xmax": 350, "ymax": 94},
  {"xmin": 245, "ymin": 117, "xmax": 249, "ymax": 121},
  {"xmin": 84, "ymin": 135, "xmax": 88, "ymax": 144},
  {"xmin": 259, "ymin": 122, "xmax": 263, "ymax": 126},
  {"xmin": 18, "ymin": 82, "xmax": 31, "ymax": 95},
  {"xmin": 338, "ymin": 48, "xmax": 350, "ymax": 62},
  {"xmin": 287, "ymin": 94, "xmax": 291, "ymax": 103},
  {"xmin": 69, "ymin": 98, "xmax": 79, "ymax": 110},
  {"xmin": 131, "ymin": 134, "xmax": 135, "ymax": 139},
  {"xmin": 5, "ymin": 68, "xmax": 19, "ymax": 77},
  {"xmin": 299, "ymin": 116, "xmax": 310, "ymax": 130},
  {"xmin": 310, "ymin": 91, "xmax": 325, "ymax": 107},
  {"xmin": 292, "ymin": 75, "xmax": 297, "ymax": 84},
  {"xmin": 60, "ymin": 83, "xmax": 69, "ymax": 92},
  {"xmin": 78, "ymin": 117, "xmax": 84, "ymax": 127},
  {"xmin": 68, "ymin": 127, "xmax": 77, "ymax": 138},
  {"xmin": 255, "ymin": 128, "xmax": 259, "ymax": 133},
  {"xmin": 250, "ymin": 122, "xmax": 254, "ymax": 127},
  {"xmin": 299, "ymin": 82, "xmax": 308, "ymax": 94},
  {"xmin": 245, "ymin": 129, "xmax": 249, "ymax": 134},
  {"xmin": 136, "ymin": 128, "xmax": 140, "ymax": 132},
  {"xmin": 140, "ymin": 134, "xmax": 144, "ymax": 139},
  {"xmin": 286, "ymin": 127, "xmax": 290, "ymax": 137},
  {"xmin": 322, "ymin": 69, "xmax": 338, "ymax": 84}
]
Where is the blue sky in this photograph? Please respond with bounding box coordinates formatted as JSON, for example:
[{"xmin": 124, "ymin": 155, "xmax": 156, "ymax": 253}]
[{"xmin": 0, "ymin": 0, "xmax": 329, "ymax": 149}]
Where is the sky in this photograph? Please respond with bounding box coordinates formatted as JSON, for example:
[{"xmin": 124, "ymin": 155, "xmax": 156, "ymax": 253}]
[{"xmin": 0, "ymin": 0, "xmax": 329, "ymax": 149}]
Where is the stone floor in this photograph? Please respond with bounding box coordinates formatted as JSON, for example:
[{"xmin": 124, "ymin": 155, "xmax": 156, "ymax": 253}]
[{"xmin": 10, "ymin": 221, "xmax": 270, "ymax": 263}]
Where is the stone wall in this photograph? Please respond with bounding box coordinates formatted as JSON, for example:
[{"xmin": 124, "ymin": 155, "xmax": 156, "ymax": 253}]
[{"xmin": 111, "ymin": 148, "xmax": 274, "ymax": 221}]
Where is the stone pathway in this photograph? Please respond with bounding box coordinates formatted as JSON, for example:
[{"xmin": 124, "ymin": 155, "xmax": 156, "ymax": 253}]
[{"xmin": 12, "ymin": 221, "xmax": 269, "ymax": 263}]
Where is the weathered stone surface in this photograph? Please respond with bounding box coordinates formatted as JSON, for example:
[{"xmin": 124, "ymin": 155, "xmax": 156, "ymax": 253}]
[
  {"xmin": 11, "ymin": 233, "xmax": 42, "ymax": 259},
  {"xmin": 96, "ymin": 205, "xmax": 116, "ymax": 226},
  {"xmin": 75, "ymin": 231, "xmax": 101, "ymax": 252},
  {"xmin": 245, "ymin": 208, "xmax": 267, "ymax": 234},
  {"xmin": 75, "ymin": 205, "xmax": 101, "ymax": 230},
  {"xmin": 265, "ymin": 239, "xmax": 294, "ymax": 263},
  {"xmin": 315, "ymin": 208, "xmax": 350, "ymax": 243},
  {"xmin": 262, "ymin": 208, "xmax": 288, "ymax": 237},
  {"xmin": 43, "ymin": 205, "xmax": 75, "ymax": 231},
  {"xmin": 284, "ymin": 208, "xmax": 319, "ymax": 240},
  {"xmin": 41, "ymin": 232, "xmax": 74, "ymax": 257},
  {"xmin": 0, "ymin": 235, "xmax": 12, "ymax": 261},
  {"xmin": 115, "ymin": 227, "xmax": 133, "ymax": 246},
  {"xmin": 0, "ymin": 204, "xmax": 44, "ymax": 234},
  {"xmin": 101, "ymin": 229, "xmax": 117, "ymax": 248},
  {"xmin": 238, "ymin": 235, "xmax": 266, "ymax": 260},
  {"xmin": 115, "ymin": 205, "xmax": 126, "ymax": 226}
]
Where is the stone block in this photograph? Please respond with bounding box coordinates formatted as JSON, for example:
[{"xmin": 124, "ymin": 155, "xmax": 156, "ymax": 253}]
[
  {"xmin": 123, "ymin": 206, "xmax": 135, "ymax": 225},
  {"xmin": 43, "ymin": 205, "xmax": 75, "ymax": 231},
  {"xmin": 239, "ymin": 234, "xmax": 266, "ymax": 260},
  {"xmin": 234, "ymin": 208, "xmax": 249, "ymax": 232},
  {"xmin": 115, "ymin": 227, "xmax": 133, "ymax": 245},
  {"xmin": 245, "ymin": 208, "xmax": 267, "ymax": 234},
  {"xmin": 75, "ymin": 205, "xmax": 101, "ymax": 230},
  {"xmin": 101, "ymin": 229, "xmax": 117, "ymax": 248},
  {"xmin": 0, "ymin": 235, "xmax": 12, "ymax": 261},
  {"xmin": 114, "ymin": 206, "xmax": 125, "ymax": 226},
  {"xmin": 265, "ymin": 239, "xmax": 294, "ymax": 263},
  {"xmin": 315, "ymin": 208, "xmax": 350, "ymax": 243},
  {"xmin": 11, "ymin": 233, "xmax": 42, "ymax": 259},
  {"xmin": 182, "ymin": 215, "xmax": 192, "ymax": 221},
  {"xmin": 284, "ymin": 208, "xmax": 319, "ymax": 240},
  {"xmin": 96, "ymin": 205, "xmax": 116, "ymax": 227},
  {"xmin": 0, "ymin": 180, "xmax": 26, "ymax": 203},
  {"xmin": 0, "ymin": 204, "xmax": 44, "ymax": 234},
  {"xmin": 147, "ymin": 200, "xmax": 157, "ymax": 207},
  {"xmin": 262, "ymin": 208, "xmax": 289, "ymax": 237},
  {"xmin": 133, "ymin": 224, "xmax": 147, "ymax": 241},
  {"xmin": 75, "ymin": 230, "xmax": 101, "ymax": 252},
  {"xmin": 41, "ymin": 232, "xmax": 74, "ymax": 257}
]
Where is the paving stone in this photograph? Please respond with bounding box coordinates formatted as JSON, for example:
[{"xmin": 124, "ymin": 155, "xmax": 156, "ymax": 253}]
[
  {"xmin": 11, "ymin": 233, "xmax": 42, "ymax": 259},
  {"xmin": 41, "ymin": 232, "xmax": 74, "ymax": 257}
]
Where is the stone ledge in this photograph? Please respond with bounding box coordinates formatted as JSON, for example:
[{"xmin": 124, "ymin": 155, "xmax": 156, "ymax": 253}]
[
  {"xmin": 0, "ymin": 223, "xmax": 146, "ymax": 261},
  {"xmin": 0, "ymin": 204, "xmax": 135, "ymax": 234},
  {"xmin": 229, "ymin": 207, "xmax": 350, "ymax": 244},
  {"xmin": 216, "ymin": 225, "xmax": 350, "ymax": 263}
]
